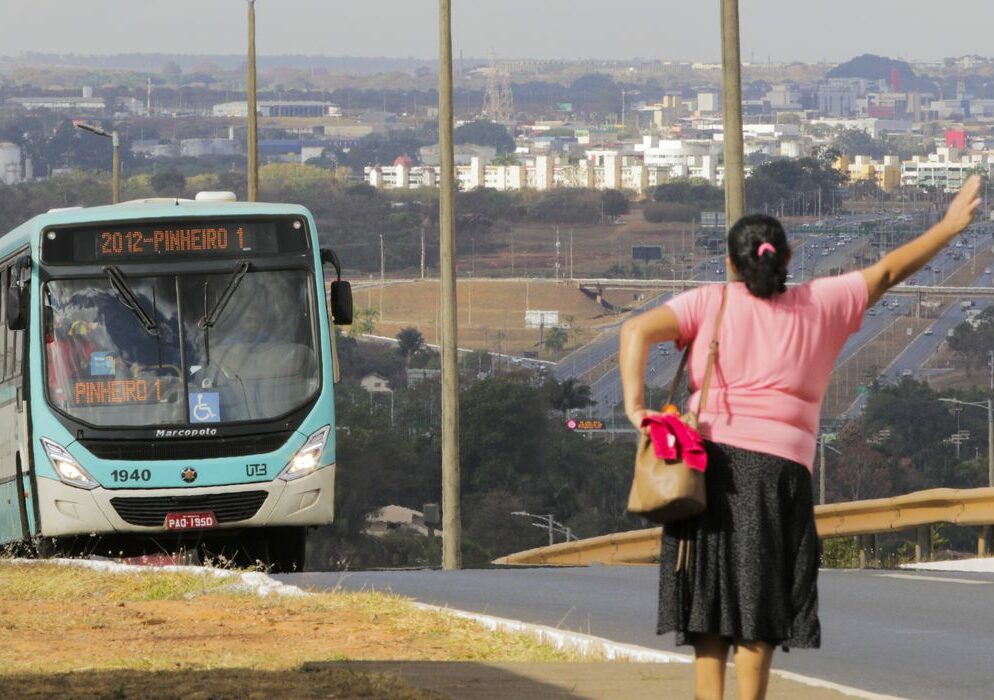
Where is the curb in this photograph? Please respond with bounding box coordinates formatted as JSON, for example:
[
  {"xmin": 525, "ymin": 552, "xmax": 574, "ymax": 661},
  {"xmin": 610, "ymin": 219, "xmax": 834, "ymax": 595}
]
[{"xmin": 411, "ymin": 602, "xmax": 907, "ymax": 700}]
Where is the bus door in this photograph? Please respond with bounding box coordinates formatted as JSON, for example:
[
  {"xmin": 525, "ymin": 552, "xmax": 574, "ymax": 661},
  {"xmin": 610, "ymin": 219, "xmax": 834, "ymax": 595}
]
[{"xmin": 0, "ymin": 256, "xmax": 33, "ymax": 543}]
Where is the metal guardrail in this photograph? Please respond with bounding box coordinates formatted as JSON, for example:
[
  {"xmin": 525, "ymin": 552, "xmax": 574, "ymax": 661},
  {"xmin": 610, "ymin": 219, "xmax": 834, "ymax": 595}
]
[{"xmin": 494, "ymin": 486, "xmax": 994, "ymax": 566}]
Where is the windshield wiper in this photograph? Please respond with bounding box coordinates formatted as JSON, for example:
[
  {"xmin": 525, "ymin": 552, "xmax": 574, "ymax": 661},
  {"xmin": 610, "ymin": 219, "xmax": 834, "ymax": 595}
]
[
  {"xmin": 200, "ymin": 260, "xmax": 250, "ymax": 366},
  {"xmin": 104, "ymin": 266, "xmax": 158, "ymax": 336},
  {"xmin": 200, "ymin": 260, "xmax": 250, "ymax": 330}
]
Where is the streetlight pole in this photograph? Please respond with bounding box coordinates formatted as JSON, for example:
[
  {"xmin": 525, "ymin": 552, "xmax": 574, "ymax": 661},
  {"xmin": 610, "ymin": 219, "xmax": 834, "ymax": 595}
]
[
  {"xmin": 438, "ymin": 0, "xmax": 462, "ymax": 570},
  {"xmin": 246, "ymin": 0, "xmax": 259, "ymax": 202},
  {"xmin": 73, "ymin": 121, "xmax": 119, "ymax": 203},
  {"xmin": 940, "ymin": 397, "xmax": 993, "ymax": 555},
  {"xmin": 818, "ymin": 433, "xmax": 841, "ymax": 506}
]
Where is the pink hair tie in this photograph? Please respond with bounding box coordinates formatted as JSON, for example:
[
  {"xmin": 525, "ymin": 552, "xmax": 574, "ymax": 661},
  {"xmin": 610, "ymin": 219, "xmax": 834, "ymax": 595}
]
[{"xmin": 757, "ymin": 242, "xmax": 776, "ymax": 257}]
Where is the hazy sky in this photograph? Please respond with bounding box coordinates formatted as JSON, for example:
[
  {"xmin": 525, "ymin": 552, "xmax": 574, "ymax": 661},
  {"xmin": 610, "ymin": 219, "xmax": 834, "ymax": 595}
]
[{"xmin": 0, "ymin": 0, "xmax": 990, "ymax": 63}]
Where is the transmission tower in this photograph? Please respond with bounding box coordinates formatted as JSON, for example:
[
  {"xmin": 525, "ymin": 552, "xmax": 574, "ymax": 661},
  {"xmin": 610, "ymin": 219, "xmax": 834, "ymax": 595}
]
[{"xmin": 482, "ymin": 47, "xmax": 513, "ymax": 122}]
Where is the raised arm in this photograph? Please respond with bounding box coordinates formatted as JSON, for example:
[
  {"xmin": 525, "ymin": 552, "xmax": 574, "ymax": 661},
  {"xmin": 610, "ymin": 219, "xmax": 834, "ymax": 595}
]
[
  {"xmin": 861, "ymin": 175, "xmax": 983, "ymax": 306},
  {"xmin": 620, "ymin": 303, "xmax": 681, "ymax": 430}
]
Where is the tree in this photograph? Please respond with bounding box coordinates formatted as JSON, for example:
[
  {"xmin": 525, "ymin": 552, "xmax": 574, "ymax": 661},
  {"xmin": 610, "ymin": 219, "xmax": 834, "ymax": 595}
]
[
  {"xmin": 828, "ymin": 423, "xmax": 892, "ymax": 502},
  {"xmin": 601, "ymin": 189, "xmax": 629, "ymax": 217},
  {"xmin": 150, "ymin": 169, "xmax": 186, "ymax": 196},
  {"xmin": 454, "ymin": 120, "xmax": 516, "ymax": 154},
  {"xmin": 347, "ymin": 308, "xmax": 379, "ymax": 339},
  {"xmin": 652, "ymin": 179, "xmax": 724, "ymax": 209},
  {"xmin": 544, "ymin": 378, "xmax": 594, "ymax": 419},
  {"xmin": 491, "ymin": 152, "xmax": 519, "ymax": 166},
  {"xmin": 543, "ymin": 326, "xmax": 568, "ymax": 353},
  {"xmin": 396, "ymin": 326, "xmax": 425, "ymax": 361},
  {"xmin": 831, "ymin": 128, "xmax": 889, "ymax": 159},
  {"xmin": 745, "ymin": 157, "xmax": 847, "ymax": 213}
]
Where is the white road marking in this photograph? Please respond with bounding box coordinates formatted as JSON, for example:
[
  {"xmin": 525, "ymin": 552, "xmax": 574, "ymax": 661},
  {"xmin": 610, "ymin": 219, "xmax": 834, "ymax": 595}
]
[{"xmin": 876, "ymin": 573, "xmax": 992, "ymax": 585}]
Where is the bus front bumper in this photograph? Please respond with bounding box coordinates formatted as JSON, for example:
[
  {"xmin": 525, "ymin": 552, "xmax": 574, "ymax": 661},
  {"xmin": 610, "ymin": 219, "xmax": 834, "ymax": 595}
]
[{"xmin": 36, "ymin": 465, "xmax": 335, "ymax": 537}]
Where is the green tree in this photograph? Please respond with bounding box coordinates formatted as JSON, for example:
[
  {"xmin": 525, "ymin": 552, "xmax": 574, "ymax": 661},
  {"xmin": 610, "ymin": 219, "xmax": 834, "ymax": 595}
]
[
  {"xmin": 543, "ymin": 326, "xmax": 569, "ymax": 353},
  {"xmin": 491, "ymin": 153, "xmax": 519, "ymax": 166},
  {"xmin": 396, "ymin": 326, "xmax": 425, "ymax": 361},
  {"xmin": 831, "ymin": 128, "xmax": 890, "ymax": 159},
  {"xmin": 652, "ymin": 179, "xmax": 724, "ymax": 209},
  {"xmin": 454, "ymin": 120, "xmax": 516, "ymax": 154},
  {"xmin": 347, "ymin": 308, "xmax": 379, "ymax": 339},
  {"xmin": 150, "ymin": 169, "xmax": 186, "ymax": 196},
  {"xmin": 601, "ymin": 189, "xmax": 629, "ymax": 217},
  {"xmin": 544, "ymin": 378, "xmax": 594, "ymax": 419}
]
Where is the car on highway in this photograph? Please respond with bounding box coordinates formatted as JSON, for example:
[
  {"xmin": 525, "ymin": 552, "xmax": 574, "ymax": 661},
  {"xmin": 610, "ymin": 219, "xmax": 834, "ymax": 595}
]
[
  {"xmin": 924, "ymin": 328, "xmax": 934, "ymax": 335},
  {"xmin": 901, "ymin": 369, "xmax": 914, "ymax": 378}
]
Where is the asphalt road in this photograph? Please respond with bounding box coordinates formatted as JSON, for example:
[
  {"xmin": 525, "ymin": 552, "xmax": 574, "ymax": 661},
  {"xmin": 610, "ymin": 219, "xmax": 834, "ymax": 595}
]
[
  {"xmin": 282, "ymin": 566, "xmax": 994, "ymax": 700},
  {"xmin": 557, "ymin": 222, "xmax": 994, "ymax": 420}
]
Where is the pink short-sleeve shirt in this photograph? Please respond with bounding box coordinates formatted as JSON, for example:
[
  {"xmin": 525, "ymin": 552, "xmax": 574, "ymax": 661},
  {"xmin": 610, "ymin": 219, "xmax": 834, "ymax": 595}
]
[{"xmin": 665, "ymin": 272, "xmax": 869, "ymax": 470}]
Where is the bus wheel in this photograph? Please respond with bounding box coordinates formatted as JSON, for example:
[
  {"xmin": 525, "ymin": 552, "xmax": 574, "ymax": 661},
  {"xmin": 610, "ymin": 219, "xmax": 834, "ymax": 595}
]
[{"xmin": 265, "ymin": 527, "xmax": 306, "ymax": 573}]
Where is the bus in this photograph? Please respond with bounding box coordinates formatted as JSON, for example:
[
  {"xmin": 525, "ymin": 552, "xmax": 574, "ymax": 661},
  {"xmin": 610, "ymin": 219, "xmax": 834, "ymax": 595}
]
[{"xmin": 0, "ymin": 192, "xmax": 352, "ymax": 571}]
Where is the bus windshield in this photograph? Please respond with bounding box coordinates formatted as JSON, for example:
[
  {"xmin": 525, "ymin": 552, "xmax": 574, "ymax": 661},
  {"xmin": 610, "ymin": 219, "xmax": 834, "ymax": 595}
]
[{"xmin": 44, "ymin": 269, "xmax": 320, "ymax": 427}]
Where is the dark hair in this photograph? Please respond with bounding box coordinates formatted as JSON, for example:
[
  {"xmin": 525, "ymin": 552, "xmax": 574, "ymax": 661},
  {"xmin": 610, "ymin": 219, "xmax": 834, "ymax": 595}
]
[{"xmin": 727, "ymin": 214, "xmax": 790, "ymax": 299}]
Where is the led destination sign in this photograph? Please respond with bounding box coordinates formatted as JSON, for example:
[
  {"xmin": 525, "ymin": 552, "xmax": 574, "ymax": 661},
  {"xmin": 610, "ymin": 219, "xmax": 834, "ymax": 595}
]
[
  {"xmin": 72, "ymin": 378, "xmax": 167, "ymax": 406},
  {"xmin": 43, "ymin": 218, "xmax": 308, "ymax": 264}
]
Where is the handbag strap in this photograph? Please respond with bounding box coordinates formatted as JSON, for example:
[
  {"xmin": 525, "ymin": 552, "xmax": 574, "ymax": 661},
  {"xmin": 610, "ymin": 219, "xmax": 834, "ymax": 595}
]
[{"xmin": 666, "ymin": 285, "xmax": 728, "ymax": 413}]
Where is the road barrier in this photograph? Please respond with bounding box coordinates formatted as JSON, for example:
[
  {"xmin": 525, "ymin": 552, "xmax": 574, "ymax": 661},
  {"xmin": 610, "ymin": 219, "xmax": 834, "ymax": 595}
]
[{"xmin": 494, "ymin": 486, "xmax": 994, "ymax": 566}]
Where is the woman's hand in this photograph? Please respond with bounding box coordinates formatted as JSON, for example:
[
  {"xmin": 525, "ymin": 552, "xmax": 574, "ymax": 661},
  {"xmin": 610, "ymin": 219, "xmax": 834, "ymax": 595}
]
[
  {"xmin": 627, "ymin": 408, "xmax": 666, "ymax": 432},
  {"xmin": 941, "ymin": 175, "xmax": 983, "ymax": 235}
]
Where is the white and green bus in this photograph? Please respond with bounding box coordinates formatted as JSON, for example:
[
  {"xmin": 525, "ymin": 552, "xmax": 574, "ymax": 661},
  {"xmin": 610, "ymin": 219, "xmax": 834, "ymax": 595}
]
[{"xmin": 0, "ymin": 192, "xmax": 352, "ymax": 570}]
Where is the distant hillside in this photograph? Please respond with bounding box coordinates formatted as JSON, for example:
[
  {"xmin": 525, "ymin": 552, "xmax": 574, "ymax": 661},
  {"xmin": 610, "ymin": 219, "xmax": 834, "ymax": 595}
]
[{"xmin": 827, "ymin": 54, "xmax": 931, "ymax": 90}]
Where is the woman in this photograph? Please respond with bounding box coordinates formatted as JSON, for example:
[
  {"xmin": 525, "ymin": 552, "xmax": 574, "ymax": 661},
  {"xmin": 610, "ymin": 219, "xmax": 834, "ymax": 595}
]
[{"xmin": 619, "ymin": 176, "xmax": 982, "ymax": 699}]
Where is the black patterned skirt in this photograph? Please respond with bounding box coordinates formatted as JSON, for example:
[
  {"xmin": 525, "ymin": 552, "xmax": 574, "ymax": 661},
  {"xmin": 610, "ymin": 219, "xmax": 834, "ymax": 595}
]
[{"xmin": 657, "ymin": 440, "xmax": 821, "ymax": 650}]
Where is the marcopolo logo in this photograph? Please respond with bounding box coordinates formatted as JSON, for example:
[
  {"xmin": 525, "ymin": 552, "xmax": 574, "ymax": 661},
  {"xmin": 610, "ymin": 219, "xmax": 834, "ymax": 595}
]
[{"xmin": 155, "ymin": 428, "xmax": 218, "ymax": 438}]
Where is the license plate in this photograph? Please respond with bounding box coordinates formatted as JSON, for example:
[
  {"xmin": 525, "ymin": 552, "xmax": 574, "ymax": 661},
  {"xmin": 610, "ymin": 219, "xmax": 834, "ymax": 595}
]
[{"xmin": 165, "ymin": 512, "xmax": 216, "ymax": 530}]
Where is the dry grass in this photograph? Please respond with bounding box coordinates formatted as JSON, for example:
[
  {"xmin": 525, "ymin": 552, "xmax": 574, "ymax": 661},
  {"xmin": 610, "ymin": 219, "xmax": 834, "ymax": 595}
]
[
  {"xmin": 0, "ymin": 562, "xmax": 577, "ymax": 698},
  {"xmin": 361, "ymin": 279, "xmax": 616, "ymax": 355}
]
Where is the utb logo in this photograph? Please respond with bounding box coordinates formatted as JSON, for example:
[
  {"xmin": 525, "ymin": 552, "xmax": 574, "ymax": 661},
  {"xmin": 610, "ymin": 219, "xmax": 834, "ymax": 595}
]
[{"xmin": 181, "ymin": 468, "xmax": 198, "ymax": 483}]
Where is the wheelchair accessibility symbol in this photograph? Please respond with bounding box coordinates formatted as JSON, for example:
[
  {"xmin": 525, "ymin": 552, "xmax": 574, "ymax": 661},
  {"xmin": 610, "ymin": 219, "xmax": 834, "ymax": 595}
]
[{"xmin": 189, "ymin": 392, "xmax": 221, "ymax": 423}]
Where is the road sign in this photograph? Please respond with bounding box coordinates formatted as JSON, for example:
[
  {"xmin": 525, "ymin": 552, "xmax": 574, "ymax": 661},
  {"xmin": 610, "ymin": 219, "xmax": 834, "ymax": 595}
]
[
  {"xmin": 856, "ymin": 385, "xmax": 867, "ymax": 395},
  {"xmin": 567, "ymin": 419, "xmax": 605, "ymax": 430}
]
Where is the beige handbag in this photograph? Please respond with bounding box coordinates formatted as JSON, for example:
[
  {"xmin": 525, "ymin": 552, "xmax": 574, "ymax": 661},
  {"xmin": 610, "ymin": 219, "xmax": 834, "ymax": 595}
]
[{"xmin": 627, "ymin": 285, "xmax": 728, "ymax": 525}]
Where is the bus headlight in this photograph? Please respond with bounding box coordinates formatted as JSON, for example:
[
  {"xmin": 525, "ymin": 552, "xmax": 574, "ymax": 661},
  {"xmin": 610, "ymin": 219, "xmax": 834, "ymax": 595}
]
[
  {"xmin": 280, "ymin": 426, "xmax": 330, "ymax": 481},
  {"xmin": 42, "ymin": 438, "xmax": 98, "ymax": 490}
]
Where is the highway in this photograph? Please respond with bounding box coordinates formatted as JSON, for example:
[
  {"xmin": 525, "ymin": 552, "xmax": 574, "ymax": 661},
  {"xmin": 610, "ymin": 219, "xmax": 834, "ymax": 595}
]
[
  {"xmin": 564, "ymin": 222, "xmax": 992, "ymax": 421},
  {"xmin": 565, "ymin": 217, "xmax": 922, "ymax": 418},
  {"xmin": 283, "ymin": 566, "xmax": 994, "ymax": 700}
]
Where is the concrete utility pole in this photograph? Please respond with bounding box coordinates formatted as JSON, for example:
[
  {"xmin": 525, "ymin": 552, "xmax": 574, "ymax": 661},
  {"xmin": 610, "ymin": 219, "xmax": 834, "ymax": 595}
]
[
  {"xmin": 720, "ymin": 0, "xmax": 745, "ymax": 231},
  {"xmin": 438, "ymin": 0, "xmax": 462, "ymax": 570},
  {"xmin": 246, "ymin": 0, "xmax": 259, "ymax": 202}
]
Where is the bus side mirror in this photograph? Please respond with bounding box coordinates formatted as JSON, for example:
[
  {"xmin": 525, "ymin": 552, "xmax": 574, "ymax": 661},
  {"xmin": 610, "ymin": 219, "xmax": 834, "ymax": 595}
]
[
  {"xmin": 6, "ymin": 287, "xmax": 24, "ymax": 331},
  {"xmin": 320, "ymin": 248, "xmax": 353, "ymax": 326}
]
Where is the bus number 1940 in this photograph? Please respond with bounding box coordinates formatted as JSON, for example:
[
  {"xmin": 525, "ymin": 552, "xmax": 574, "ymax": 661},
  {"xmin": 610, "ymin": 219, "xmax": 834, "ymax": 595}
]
[{"xmin": 111, "ymin": 469, "xmax": 152, "ymax": 483}]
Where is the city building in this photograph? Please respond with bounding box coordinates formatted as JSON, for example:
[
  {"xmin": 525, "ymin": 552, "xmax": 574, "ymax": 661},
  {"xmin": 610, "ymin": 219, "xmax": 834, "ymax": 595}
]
[
  {"xmin": 0, "ymin": 142, "xmax": 24, "ymax": 184},
  {"xmin": 211, "ymin": 101, "xmax": 342, "ymax": 118}
]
